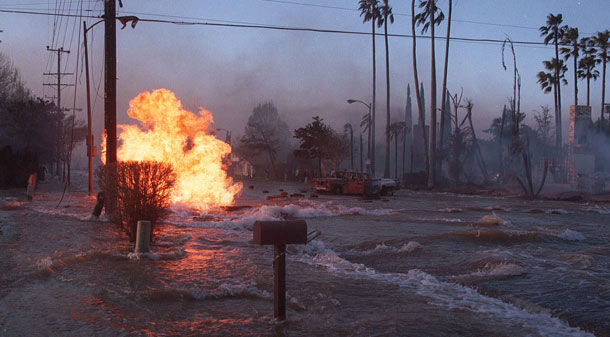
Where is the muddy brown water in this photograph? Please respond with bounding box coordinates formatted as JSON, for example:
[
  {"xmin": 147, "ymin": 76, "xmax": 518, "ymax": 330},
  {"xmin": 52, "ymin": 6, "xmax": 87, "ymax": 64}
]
[{"xmin": 1, "ymin": 173, "xmax": 609, "ymax": 336}]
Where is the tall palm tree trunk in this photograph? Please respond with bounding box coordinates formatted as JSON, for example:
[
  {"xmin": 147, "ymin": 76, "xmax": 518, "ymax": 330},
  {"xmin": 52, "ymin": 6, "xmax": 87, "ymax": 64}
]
[
  {"xmin": 411, "ymin": 0, "xmax": 429, "ymax": 178},
  {"xmin": 384, "ymin": 19, "xmax": 391, "ymax": 178},
  {"xmin": 439, "ymin": 0, "xmax": 452, "ymax": 182},
  {"xmin": 360, "ymin": 132, "xmax": 364, "ymax": 172},
  {"xmin": 371, "ymin": 20, "xmax": 377, "ymax": 177},
  {"xmin": 428, "ymin": 7, "xmax": 437, "ymax": 188},
  {"xmin": 394, "ymin": 133, "xmax": 398, "ymax": 178},
  {"xmin": 587, "ymin": 77, "xmax": 591, "ymax": 106},
  {"xmin": 402, "ymin": 128, "xmax": 406, "ymax": 179},
  {"xmin": 367, "ymin": 114, "xmax": 371, "ymax": 172},
  {"xmin": 554, "ymin": 40, "xmax": 563, "ymax": 154},
  {"xmin": 573, "ymin": 47, "xmax": 578, "ymax": 106},
  {"xmin": 350, "ymin": 130, "xmax": 354, "ymax": 170},
  {"xmin": 602, "ymin": 55, "xmax": 607, "ymax": 126}
]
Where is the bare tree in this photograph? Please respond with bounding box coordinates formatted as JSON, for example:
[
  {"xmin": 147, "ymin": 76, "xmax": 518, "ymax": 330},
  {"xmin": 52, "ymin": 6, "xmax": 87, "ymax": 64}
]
[{"xmin": 241, "ymin": 102, "xmax": 290, "ymax": 178}]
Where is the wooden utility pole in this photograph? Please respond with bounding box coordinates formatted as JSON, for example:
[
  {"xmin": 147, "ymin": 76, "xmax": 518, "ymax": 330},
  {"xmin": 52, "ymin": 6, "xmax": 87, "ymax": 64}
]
[
  {"xmin": 44, "ymin": 46, "xmax": 72, "ymax": 177},
  {"xmin": 84, "ymin": 21, "xmax": 93, "ymax": 195},
  {"xmin": 104, "ymin": 0, "xmax": 117, "ymax": 165}
]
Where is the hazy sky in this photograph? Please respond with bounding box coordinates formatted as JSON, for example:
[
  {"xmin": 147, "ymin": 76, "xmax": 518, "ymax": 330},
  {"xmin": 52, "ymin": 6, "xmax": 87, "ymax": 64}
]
[{"xmin": 1, "ymin": 0, "xmax": 609, "ymax": 153}]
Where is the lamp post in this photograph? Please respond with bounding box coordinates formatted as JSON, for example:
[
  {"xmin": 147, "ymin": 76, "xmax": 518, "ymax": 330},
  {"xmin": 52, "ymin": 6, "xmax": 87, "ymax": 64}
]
[{"xmin": 347, "ymin": 99, "xmax": 373, "ymax": 175}]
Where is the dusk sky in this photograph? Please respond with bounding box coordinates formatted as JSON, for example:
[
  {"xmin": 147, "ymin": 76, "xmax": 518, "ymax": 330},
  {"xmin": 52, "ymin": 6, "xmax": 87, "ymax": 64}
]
[{"xmin": 1, "ymin": 0, "xmax": 609, "ymax": 151}]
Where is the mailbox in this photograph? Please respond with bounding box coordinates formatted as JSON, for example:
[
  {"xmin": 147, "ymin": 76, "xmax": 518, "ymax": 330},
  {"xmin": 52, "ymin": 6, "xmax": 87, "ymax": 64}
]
[
  {"xmin": 252, "ymin": 220, "xmax": 309, "ymax": 321},
  {"xmin": 253, "ymin": 220, "xmax": 307, "ymax": 245}
]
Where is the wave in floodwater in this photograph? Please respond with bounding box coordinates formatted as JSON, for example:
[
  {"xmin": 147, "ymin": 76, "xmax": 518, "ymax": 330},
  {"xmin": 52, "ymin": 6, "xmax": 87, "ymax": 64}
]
[
  {"xmin": 169, "ymin": 200, "xmax": 396, "ymax": 230},
  {"xmin": 138, "ymin": 279, "xmax": 271, "ymax": 302},
  {"xmin": 432, "ymin": 227, "xmax": 586, "ymax": 244},
  {"xmin": 453, "ymin": 262, "xmax": 527, "ymax": 281},
  {"xmin": 347, "ymin": 241, "xmax": 422, "ymax": 256},
  {"xmin": 294, "ymin": 241, "xmax": 593, "ymax": 337}
]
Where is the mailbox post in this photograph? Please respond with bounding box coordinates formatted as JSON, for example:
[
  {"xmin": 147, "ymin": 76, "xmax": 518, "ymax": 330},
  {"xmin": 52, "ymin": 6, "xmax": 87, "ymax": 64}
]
[{"xmin": 253, "ymin": 220, "xmax": 307, "ymax": 321}]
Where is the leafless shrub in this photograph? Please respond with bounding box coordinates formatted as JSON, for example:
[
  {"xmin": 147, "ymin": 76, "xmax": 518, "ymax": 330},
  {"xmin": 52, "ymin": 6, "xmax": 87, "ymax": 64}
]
[{"xmin": 97, "ymin": 161, "xmax": 176, "ymax": 242}]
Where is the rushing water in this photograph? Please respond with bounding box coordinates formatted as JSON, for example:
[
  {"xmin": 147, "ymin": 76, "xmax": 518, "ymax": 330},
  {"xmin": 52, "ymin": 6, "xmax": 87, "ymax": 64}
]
[{"xmin": 1, "ymin": 175, "xmax": 609, "ymax": 336}]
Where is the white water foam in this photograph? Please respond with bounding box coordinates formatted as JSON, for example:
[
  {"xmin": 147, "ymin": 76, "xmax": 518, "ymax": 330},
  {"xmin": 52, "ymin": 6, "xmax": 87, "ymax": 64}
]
[
  {"xmin": 181, "ymin": 200, "xmax": 394, "ymax": 230},
  {"xmin": 36, "ymin": 257, "xmax": 54, "ymax": 270},
  {"xmin": 127, "ymin": 248, "xmax": 186, "ymax": 260},
  {"xmin": 439, "ymin": 208, "xmax": 463, "ymax": 213},
  {"xmin": 356, "ymin": 241, "xmax": 422, "ymax": 255},
  {"xmin": 294, "ymin": 242, "xmax": 592, "ymax": 337},
  {"xmin": 554, "ymin": 229, "xmax": 585, "ymax": 241},
  {"xmin": 455, "ymin": 262, "xmax": 526, "ymax": 280},
  {"xmin": 398, "ymin": 241, "xmax": 422, "ymax": 253}
]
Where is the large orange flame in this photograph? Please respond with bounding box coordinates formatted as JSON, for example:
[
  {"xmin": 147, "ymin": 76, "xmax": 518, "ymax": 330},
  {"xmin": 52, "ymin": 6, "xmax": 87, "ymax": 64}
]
[{"xmin": 101, "ymin": 89, "xmax": 242, "ymax": 210}]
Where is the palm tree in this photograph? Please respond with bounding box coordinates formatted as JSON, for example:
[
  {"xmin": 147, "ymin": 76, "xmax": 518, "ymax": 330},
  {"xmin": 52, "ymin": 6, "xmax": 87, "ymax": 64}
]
[
  {"xmin": 592, "ymin": 30, "xmax": 609, "ymax": 127},
  {"xmin": 539, "ymin": 13, "xmax": 565, "ymax": 152},
  {"xmin": 415, "ymin": 0, "xmax": 444, "ymax": 187},
  {"xmin": 403, "ymin": 84, "xmax": 412, "ymax": 179},
  {"xmin": 360, "ymin": 132, "xmax": 364, "ymax": 172},
  {"xmin": 344, "ymin": 123, "xmax": 354, "ymax": 170},
  {"xmin": 560, "ymin": 27, "xmax": 579, "ymax": 106},
  {"xmin": 389, "ymin": 121, "xmax": 406, "ymax": 178},
  {"xmin": 360, "ymin": 109, "xmax": 372, "ymax": 169},
  {"xmin": 537, "ymin": 58, "xmax": 568, "ymax": 113},
  {"xmin": 410, "ymin": 0, "xmax": 429, "ymax": 181},
  {"xmin": 378, "ymin": 0, "xmax": 394, "ymax": 179},
  {"xmin": 577, "ymin": 38, "xmax": 600, "ymax": 107},
  {"xmin": 439, "ymin": 0, "xmax": 452, "ymax": 179},
  {"xmin": 358, "ymin": 0, "xmax": 380, "ymax": 176}
]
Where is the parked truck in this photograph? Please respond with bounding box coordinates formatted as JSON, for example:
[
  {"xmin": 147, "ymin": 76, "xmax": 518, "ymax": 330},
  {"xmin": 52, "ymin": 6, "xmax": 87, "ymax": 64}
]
[{"xmin": 312, "ymin": 171, "xmax": 399, "ymax": 196}]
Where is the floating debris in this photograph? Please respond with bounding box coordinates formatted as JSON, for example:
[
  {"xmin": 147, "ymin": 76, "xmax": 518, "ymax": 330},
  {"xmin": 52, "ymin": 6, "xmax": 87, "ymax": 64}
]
[
  {"xmin": 220, "ymin": 205, "xmax": 252, "ymax": 212},
  {"xmin": 266, "ymin": 195, "xmax": 285, "ymax": 201}
]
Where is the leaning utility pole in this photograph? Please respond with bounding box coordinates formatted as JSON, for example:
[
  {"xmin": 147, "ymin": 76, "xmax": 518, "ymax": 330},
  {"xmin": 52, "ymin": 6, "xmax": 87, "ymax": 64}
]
[
  {"xmin": 44, "ymin": 46, "xmax": 72, "ymax": 177},
  {"xmin": 105, "ymin": 0, "xmax": 117, "ymax": 165}
]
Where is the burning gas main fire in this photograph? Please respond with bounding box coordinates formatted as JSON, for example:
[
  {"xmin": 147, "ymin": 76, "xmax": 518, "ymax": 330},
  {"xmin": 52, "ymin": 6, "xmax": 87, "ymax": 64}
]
[{"xmin": 102, "ymin": 88, "xmax": 242, "ymax": 210}]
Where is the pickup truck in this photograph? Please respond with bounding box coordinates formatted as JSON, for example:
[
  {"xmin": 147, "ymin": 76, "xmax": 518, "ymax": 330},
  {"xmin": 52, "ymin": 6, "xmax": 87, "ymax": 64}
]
[{"xmin": 312, "ymin": 171, "xmax": 399, "ymax": 196}]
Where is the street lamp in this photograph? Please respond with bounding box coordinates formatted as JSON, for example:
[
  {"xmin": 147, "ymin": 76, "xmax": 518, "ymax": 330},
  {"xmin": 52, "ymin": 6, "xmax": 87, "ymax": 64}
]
[{"xmin": 347, "ymin": 99, "xmax": 374, "ymax": 176}]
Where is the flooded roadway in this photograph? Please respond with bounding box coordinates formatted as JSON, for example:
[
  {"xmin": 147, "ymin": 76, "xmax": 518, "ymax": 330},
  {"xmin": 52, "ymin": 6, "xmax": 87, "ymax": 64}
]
[{"xmin": 1, "ymin": 175, "xmax": 609, "ymax": 336}]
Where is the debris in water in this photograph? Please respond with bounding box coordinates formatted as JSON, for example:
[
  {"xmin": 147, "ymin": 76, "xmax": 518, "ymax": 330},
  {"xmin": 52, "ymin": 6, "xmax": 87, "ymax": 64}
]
[
  {"xmin": 220, "ymin": 205, "xmax": 253, "ymax": 212},
  {"xmin": 266, "ymin": 195, "xmax": 285, "ymax": 201}
]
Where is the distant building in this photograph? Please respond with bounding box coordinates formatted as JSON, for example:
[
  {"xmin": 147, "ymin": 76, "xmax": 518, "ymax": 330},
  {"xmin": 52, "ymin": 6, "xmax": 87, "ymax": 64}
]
[
  {"xmin": 566, "ymin": 105, "xmax": 604, "ymax": 191},
  {"xmin": 229, "ymin": 153, "xmax": 254, "ymax": 178}
]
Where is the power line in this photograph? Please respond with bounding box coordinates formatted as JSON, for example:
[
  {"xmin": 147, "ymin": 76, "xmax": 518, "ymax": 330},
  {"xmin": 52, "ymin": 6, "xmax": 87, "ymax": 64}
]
[
  {"xmin": 260, "ymin": 0, "xmax": 542, "ymax": 31},
  {"xmin": 0, "ymin": 8, "xmax": 572, "ymax": 47}
]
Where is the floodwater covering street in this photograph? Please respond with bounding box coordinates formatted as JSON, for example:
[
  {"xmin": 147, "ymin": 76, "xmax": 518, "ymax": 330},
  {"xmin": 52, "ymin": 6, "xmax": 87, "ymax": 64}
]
[{"xmin": 1, "ymin": 172, "xmax": 609, "ymax": 336}]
